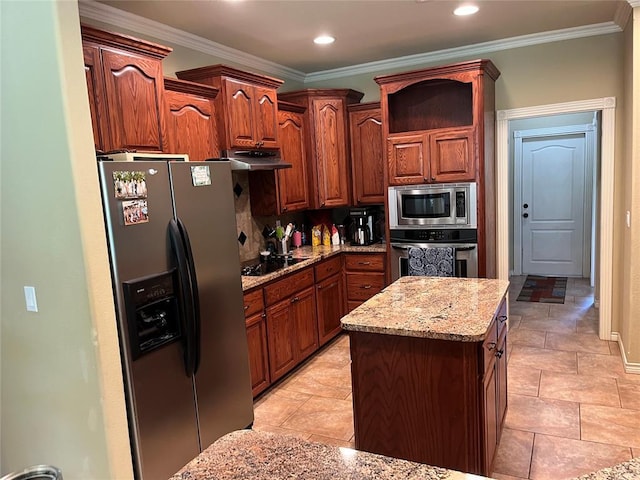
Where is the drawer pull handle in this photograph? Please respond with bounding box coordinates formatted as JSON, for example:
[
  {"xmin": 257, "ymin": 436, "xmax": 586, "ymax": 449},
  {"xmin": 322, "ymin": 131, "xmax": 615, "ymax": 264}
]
[
  {"xmin": 498, "ymin": 315, "xmax": 508, "ymax": 323},
  {"xmin": 358, "ymin": 261, "xmax": 371, "ymax": 265},
  {"xmin": 495, "ymin": 349, "xmax": 504, "ymax": 358},
  {"xmin": 361, "ymin": 284, "xmax": 372, "ymax": 289},
  {"xmin": 487, "ymin": 342, "xmax": 496, "ymax": 351}
]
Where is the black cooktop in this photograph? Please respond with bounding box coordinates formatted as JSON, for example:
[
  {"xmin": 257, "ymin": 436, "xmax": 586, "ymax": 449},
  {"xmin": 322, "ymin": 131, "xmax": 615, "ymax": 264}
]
[{"xmin": 241, "ymin": 256, "xmax": 307, "ymax": 277}]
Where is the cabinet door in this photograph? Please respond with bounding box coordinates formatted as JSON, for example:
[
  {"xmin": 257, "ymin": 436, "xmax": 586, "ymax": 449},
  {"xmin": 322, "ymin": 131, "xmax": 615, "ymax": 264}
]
[
  {"xmin": 428, "ymin": 127, "xmax": 476, "ymax": 182},
  {"xmin": 100, "ymin": 49, "xmax": 166, "ymax": 152},
  {"xmin": 277, "ymin": 109, "xmax": 310, "ymax": 212},
  {"xmin": 313, "ymin": 98, "xmax": 350, "ymax": 207},
  {"xmin": 223, "ymin": 78, "xmax": 255, "ymax": 148},
  {"xmin": 292, "ymin": 286, "xmax": 318, "ymax": 361},
  {"xmin": 496, "ymin": 326, "xmax": 508, "ymax": 438},
  {"xmin": 266, "ymin": 299, "xmax": 296, "ymax": 382},
  {"xmin": 350, "ymin": 108, "xmax": 384, "ymax": 204},
  {"xmin": 83, "ymin": 44, "xmax": 107, "ymax": 152},
  {"xmin": 164, "ymin": 90, "xmax": 219, "ymax": 160},
  {"xmin": 245, "ymin": 312, "xmax": 270, "ymax": 397},
  {"xmin": 387, "ymin": 135, "xmax": 428, "ymax": 185},
  {"xmin": 254, "ymin": 86, "xmax": 279, "ymax": 149},
  {"xmin": 483, "ymin": 360, "xmax": 498, "ymax": 474},
  {"xmin": 316, "ymin": 273, "xmax": 345, "ymax": 346}
]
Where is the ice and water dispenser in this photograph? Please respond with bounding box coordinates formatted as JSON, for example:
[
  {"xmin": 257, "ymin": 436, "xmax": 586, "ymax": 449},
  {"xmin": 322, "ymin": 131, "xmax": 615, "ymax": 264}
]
[{"xmin": 122, "ymin": 270, "xmax": 181, "ymax": 359}]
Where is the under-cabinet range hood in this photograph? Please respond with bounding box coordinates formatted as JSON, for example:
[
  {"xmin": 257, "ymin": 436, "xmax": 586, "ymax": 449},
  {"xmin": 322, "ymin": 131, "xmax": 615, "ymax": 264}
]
[{"xmin": 219, "ymin": 148, "xmax": 291, "ymax": 171}]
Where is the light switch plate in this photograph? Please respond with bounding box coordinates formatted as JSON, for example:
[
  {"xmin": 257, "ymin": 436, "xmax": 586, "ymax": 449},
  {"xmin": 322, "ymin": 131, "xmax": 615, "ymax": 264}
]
[{"xmin": 24, "ymin": 286, "xmax": 38, "ymax": 312}]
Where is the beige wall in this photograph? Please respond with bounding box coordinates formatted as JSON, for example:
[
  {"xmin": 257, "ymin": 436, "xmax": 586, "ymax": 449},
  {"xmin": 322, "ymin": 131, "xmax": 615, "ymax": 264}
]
[
  {"xmin": 621, "ymin": 8, "xmax": 640, "ymax": 364},
  {"xmin": 0, "ymin": 1, "xmax": 132, "ymax": 477}
]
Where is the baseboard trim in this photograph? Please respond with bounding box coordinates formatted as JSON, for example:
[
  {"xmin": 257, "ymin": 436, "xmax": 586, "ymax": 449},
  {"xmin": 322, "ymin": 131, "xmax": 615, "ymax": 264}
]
[{"xmin": 617, "ymin": 334, "xmax": 640, "ymax": 374}]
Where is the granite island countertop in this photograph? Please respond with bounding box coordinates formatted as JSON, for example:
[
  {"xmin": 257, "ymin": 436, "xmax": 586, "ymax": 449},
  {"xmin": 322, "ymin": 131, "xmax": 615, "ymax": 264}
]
[
  {"xmin": 340, "ymin": 276, "xmax": 510, "ymax": 342},
  {"xmin": 169, "ymin": 429, "xmax": 492, "ymax": 480},
  {"xmin": 241, "ymin": 243, "xmax": 386, "ymax": 291}
]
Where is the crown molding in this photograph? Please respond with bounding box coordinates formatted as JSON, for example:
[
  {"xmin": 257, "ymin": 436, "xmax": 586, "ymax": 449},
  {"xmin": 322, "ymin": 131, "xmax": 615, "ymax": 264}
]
[
  {"xmin": 78, "ymin": 0, "xmax": 622, "ymax": 86},
  {"xmin": 628, "ymin": 0, "xmax": 640, "ymax": 8},
  {"xmin": 305, "ymin": 22, "xmax": 622, "ymax": 83},
  {"xmin": 77, "ymin": 0, "xmax": 306, "ymax": 83},
  {"xmin": 615, "ymin": 1, "xmax": 633, "ymax": 29}
]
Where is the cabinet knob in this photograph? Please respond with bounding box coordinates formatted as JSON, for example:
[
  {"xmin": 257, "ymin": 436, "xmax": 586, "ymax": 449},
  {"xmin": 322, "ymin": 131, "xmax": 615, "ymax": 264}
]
[
  {"xmin": 431, "ymin": 177, "xmax": 436, "ymax": 182},
  {"xmin": 244, "ymin": 305, "xmax": 249, "ymax": 311},
  {"xmin": 291, "ymin": 296, "xmax": 300, "ymax": 303},
  {"xmin": 320, "ymin": 201, "xmax": 326, "ymax": 207},
  {"xmin": 495, "ymin": 349, "xmax": 504, "ymax": 358},
  {"xmin": 317, "ymin": 285, "xmax": 323, "ymax": 290},
  {"xmin": 423, "ymin": 177, "xmax": 429, "ymax": 182},
  {"xmin": 261, "ymin": 313, "xmax": 266, "ymax": 319},
  {"xmin": 498, "ymin": 315, "xmax": 508, "ymax": 323},
  {"xmin": 282, "ymin": 207, "xmax": 288, "ymax": 212},
  {"xmin": 361, "ymin": 284, "xmax": 372, "ymax": 289},
  {"xmin": 487, "ymin": 341, "xmax": 496, "ymax": 351}
]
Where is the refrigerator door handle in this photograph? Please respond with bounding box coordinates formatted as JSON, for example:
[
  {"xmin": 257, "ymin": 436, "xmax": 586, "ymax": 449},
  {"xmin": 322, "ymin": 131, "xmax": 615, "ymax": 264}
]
[
  {"xmin": 176, "ymin": 218, "xmax": 201, "ymax": 374},
  {"xmin": 169, "ymin": 219, "xmax": 197, "ymax": 377}
]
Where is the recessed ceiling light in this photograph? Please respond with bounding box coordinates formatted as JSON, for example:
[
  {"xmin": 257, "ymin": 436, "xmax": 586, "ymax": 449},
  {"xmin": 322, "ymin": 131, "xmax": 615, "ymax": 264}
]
[
  {"xmin": 314, "ymin": 35, "xmax": 335, "ymax": 45},
  {"xmin": 454, "ymin": 4, "xmax": 479, "ymax": 16}
]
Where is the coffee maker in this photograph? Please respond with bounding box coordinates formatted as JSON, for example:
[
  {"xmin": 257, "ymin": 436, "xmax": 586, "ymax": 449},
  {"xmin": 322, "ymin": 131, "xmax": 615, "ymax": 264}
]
[{"xmin": 348, "ymin": 208, "xmax": 376, "ymax": 246}]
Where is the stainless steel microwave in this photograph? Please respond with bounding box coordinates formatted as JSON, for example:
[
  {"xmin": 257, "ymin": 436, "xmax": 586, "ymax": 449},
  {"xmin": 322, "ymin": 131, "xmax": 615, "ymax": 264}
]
[{"xmin": 388, "ymin": 182, "xmax": 477, "ymax": 229}]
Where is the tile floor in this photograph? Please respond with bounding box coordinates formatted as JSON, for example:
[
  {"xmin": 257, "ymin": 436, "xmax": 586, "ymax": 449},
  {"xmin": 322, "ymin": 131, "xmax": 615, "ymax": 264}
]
[{"xmin": 252, "ymin": 276, "xmax": 640, "ymax": 479}]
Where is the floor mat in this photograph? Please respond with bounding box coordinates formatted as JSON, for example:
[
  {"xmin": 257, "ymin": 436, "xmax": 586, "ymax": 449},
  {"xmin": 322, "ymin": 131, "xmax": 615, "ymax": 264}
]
[{"xmin": 516, "ymin": 275, "xmax": 567, "ymax": 303}]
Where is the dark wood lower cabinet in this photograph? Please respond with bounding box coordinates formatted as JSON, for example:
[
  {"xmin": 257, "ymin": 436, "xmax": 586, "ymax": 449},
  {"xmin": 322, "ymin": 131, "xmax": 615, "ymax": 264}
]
[
  {"xmin": 292, "ymin": 286, "xmax": 319, "ymax": 360},
  {"xmin": 316, "ymin": 272, "xmax": 345, "ymax": 346},
  {"xmin": 245, "ymin": 312, "xmax": 270, "ymax": 397},
  {"xmin": 266, "ymin": 299, "xmax": 297, "ymax": 382},
  {"xmin": 349, "ymin": 297, "xmax": 508, "ymax": 477}
]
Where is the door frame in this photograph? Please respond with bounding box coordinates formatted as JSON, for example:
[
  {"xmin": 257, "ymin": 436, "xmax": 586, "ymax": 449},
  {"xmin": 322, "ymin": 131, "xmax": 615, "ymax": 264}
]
[
  {"xmin": 513, "ymin": 124, "xmax": 596, "ymax": 278},
  {"xmin": 497, "ymin": 97, "xmax": 616, "ymax": 341}
]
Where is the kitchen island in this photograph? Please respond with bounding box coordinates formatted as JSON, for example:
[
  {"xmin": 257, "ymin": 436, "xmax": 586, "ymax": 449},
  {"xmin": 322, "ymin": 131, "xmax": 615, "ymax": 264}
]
[{"xmin": 341, "ymin": 276, "xmax": 510, "ymax": 477}]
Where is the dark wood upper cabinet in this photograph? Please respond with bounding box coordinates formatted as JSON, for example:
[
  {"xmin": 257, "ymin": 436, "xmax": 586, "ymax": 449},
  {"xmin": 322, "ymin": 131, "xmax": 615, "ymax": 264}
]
[
  {"xmin": 278, "ymin": 89, "xmax": 364, "ymax": 209},
  {"xmin": 249, "ymin": 101, "xmax": 310, "ymax": 216},
  {"xmin": 348, "ymin": 102, "xmax": 385, "ymax": 205},
  {"xmin": 163, "ymin": 77, "xmax": 220, "ymax": 161},
  {"xmin": 376, "ymin": 60, "xmax": 499, "ymax": 186},
  {"xmin": 175, "ymin": 65, "xmax": 283, "ymax": 151},
  {"xmin": 81, "ymin": 25, "xmax": 172, "ymax": 153}
]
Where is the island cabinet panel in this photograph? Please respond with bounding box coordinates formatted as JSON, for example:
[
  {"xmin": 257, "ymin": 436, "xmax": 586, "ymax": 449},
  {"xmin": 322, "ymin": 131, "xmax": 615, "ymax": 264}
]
[
  {"xmin": 175, "ymin": 65, "xmax": 283, "ymax": 151},
  {"xmin": 350, "ymin": 332, "xmax": 483, "ymax": 474},
  {"xmin": 82, "ymin": 25, "xmax": 172, "ymax": 154},
  {"xmin": 243, "ymin": 289, "xmax": 270, "ymax": 397},
  {"xmin": 349, "ymin": 103, "xmax": 385, "ymax": 205},
  {"xmin": 163, "ymin": 77, "xmax": 220, "ymax": 160},
  {"xmin": 278, "ymin": 89, "xmax": 364, "ymax": 209}
]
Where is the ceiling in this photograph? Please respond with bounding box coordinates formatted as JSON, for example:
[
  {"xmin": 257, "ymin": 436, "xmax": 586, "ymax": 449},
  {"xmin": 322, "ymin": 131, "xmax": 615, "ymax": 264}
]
[{"xmin": 91, "ymin": 0, "xmax": 627, "ymax": 77}]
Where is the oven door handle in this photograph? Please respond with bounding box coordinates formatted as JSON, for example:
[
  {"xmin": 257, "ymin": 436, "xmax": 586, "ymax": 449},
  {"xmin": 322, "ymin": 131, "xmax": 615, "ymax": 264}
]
[{"xmin": 390, "ymin": 243, "xmax": 477, "ymax": 250}]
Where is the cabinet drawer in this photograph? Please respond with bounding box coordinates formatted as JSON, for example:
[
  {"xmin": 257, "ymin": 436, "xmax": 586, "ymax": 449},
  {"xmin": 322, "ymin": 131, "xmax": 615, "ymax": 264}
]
[
  {"xmin": 243, "ymin": 289, "xmax": 264, "ymax": 318},
  {"xmin": 314, "ymin": 255, "xmax": 342, "ymax": 282},
  {"xmin": 346, "ymin": 272, "xmax": 385, "ymax": 301},
  {"xmin": 344, "ymin": 254, "xmax": 385, "ymax": 272},
  {"xmin": 264, "ymin": 268, "xmax": 314, "ymax": 306},
  {"xmin": 482, "ymin": 319, "xmax": 498, "ymax": 371}
]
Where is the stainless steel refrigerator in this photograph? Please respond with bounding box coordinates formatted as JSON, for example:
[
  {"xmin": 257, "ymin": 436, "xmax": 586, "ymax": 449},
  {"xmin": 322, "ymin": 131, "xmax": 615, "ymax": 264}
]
[{"xmin": 98, "ymin": 160, "xmax": 254, "ymax": 479}]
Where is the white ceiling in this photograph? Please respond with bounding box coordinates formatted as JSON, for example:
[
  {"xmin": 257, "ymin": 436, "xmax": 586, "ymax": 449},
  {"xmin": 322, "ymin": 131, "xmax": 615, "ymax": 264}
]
[{"xmin": 87, "ymin": 0, "xmax": 628, "ymax": 81}]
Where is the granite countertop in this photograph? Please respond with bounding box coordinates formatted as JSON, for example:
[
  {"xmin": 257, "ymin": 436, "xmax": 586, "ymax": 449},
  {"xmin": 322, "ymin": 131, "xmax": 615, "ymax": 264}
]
[
  {"xmin": 241, "ymin": 243, "xmax": 386, "ymax": 291},
  {"xmin": 340, "ymin": 276, "xmax": 510, "ymax": 342},
  {"xmin": 571, "ymin": 457, "xmax": 640, "ymax": 479},
  {"xmin": 169, "ymin": 429, "xmax": 492, "ymax": 480}
]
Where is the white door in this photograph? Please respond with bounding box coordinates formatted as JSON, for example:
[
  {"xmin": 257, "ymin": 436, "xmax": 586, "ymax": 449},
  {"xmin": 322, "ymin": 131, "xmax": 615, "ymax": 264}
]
[{"xmin": 520, "ymin": 133, "xmax": 587, "ymax": 276}]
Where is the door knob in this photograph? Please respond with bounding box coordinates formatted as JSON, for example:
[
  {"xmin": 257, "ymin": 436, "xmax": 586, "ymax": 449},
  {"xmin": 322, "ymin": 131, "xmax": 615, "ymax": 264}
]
[
  {"xmin": 523, "ymin": 203, "xmax": 529, "ymax": 208},
  {"xmin": 523, "ymin": 213, "xmax": 529, "ymax": 218}
]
